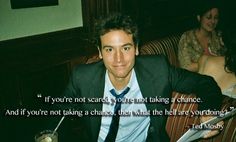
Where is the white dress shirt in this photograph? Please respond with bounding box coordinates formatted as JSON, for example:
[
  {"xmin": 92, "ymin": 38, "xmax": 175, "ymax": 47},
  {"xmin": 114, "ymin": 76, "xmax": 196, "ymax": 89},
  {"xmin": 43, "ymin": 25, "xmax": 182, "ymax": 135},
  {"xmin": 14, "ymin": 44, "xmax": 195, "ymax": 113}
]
[{"xmin": 98, "ymin": 69, "xmax": 150, "ymax": 142}]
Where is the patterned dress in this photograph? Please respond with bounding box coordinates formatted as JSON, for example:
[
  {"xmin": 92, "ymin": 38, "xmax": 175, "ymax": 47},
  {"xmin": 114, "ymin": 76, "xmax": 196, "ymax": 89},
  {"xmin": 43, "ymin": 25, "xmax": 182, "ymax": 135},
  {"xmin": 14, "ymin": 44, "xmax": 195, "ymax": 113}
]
[{"xmin": 178, "ymin": 29, "xmax": 224, "ymax": 69}]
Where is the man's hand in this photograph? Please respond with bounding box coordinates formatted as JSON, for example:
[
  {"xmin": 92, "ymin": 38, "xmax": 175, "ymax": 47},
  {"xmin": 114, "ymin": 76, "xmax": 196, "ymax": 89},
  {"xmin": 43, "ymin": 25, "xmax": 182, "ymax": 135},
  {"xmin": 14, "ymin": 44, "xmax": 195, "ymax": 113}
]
[{"xmin": 200, "ymin": 116, "xmax": 224, "ymax": 138}]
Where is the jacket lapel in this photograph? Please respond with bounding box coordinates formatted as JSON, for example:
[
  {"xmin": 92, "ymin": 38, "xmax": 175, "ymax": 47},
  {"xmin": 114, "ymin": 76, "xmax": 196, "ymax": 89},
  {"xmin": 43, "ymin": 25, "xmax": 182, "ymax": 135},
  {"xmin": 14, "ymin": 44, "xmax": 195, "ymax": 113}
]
[
  {"xmin": 135, "ymin": 58, "xmax": 163, "ymax": 141},
  {"xmin": 134, "ymin": 59, "xmax": 156, "ymax": 111},
  {"xmin": 134, "ymin": 57, "xmax": 170, "ymax": 142},
  {"xmin": 87, "ymin": 62, "xmax": 106, "ymax": 140}
]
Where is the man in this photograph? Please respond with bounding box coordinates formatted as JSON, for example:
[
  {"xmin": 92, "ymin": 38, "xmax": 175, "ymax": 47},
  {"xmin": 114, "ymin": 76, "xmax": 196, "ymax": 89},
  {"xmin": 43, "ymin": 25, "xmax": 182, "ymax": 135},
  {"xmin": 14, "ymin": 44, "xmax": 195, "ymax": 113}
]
[{"xmin": 59, "ymin": 14, "xmax": 223, "ymax": 142}]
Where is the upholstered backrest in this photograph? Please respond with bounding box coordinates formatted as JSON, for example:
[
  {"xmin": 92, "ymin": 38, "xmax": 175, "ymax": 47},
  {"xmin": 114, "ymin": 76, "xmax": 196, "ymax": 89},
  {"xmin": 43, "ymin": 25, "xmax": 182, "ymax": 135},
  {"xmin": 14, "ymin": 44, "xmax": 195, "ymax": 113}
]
[
  {"xmin": 86, "ymin": 54, "xmax": 101, "ymax": 64},
  {"xmin": 140, "ymin": 33, "xmax": 182, "ymax": 67}
]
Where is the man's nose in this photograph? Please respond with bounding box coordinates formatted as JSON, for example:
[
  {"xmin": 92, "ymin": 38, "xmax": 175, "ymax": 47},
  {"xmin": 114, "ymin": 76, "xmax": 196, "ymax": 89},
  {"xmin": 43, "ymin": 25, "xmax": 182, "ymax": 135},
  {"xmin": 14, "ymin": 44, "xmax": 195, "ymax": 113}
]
[{"xmin": 115, "ymin": 50, "xmax": 123, "ymax": 62}]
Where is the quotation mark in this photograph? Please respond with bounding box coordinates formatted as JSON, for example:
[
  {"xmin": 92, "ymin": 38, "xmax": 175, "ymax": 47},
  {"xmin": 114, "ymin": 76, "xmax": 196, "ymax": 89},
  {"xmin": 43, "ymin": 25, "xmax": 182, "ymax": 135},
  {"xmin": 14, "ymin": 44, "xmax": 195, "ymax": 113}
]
[
  {"xmin": 230, "ymin": 107, "xmax": 235, "ymax": 111},
  {"xmin": 37, "ymin": 94, "xmax": 42, "ymax": 98}
]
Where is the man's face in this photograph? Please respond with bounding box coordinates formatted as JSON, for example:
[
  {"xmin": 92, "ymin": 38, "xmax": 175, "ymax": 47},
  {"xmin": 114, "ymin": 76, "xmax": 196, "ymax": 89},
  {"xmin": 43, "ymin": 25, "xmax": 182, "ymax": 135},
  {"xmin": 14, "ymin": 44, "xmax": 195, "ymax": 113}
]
[{"xmin": 98, "ymin": 30, "xmax": 139, "ymax": 82}]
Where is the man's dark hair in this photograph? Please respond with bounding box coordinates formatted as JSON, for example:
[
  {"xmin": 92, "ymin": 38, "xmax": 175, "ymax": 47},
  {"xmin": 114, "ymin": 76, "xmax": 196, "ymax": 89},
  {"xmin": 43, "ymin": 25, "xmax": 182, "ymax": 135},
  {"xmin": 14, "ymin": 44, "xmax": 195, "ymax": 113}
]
[
  {"xmin": 224, "ymin": 30, "xmax": 236, "ymax": 76},
  {"xmin": 94, "ymin": 13, "xmax": 139, "ymax": 49}
]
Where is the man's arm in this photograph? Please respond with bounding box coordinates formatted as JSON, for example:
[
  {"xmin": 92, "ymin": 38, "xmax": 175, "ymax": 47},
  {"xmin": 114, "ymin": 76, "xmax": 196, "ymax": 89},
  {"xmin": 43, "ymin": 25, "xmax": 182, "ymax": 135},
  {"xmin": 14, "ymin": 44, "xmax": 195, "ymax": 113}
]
[
  {"xmin": 166, "ymin": 58, "xmax": 224, "ymax": 138},
  {"xmin": 168, "ymin": 64, "xmax": 222, "ymax": 110}
]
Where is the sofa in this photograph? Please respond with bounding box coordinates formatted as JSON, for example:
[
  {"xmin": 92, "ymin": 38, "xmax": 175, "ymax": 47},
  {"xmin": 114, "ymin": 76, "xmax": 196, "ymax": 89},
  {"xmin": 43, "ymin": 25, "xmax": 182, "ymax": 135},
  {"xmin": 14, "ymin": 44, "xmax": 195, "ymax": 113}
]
[
  {"xmin": 82, "ymin": 33, "xmax": 236, "ymax": 142},
  {"xmin": 140, "ymin": 33, "xmax": 236, "ymax": 142}
]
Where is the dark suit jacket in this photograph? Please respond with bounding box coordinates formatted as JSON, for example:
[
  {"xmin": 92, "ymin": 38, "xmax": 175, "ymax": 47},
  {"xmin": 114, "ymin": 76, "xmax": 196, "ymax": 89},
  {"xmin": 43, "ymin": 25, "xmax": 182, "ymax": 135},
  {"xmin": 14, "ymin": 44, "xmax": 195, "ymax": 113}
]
[{"xmin": 58, "ymin": 55, "xmax": 222, "ymax": 142}]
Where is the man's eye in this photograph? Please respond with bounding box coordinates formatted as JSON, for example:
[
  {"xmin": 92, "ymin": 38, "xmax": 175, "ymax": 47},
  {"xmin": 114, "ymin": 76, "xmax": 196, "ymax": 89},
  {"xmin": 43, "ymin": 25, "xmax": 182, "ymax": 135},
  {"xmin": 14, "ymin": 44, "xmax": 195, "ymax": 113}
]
[
  {"xmin": 123, "ymin": 46, "xmax": 131, "ymax": 51},
  {"xmin": 105, "ymin": 48, "xmax": 113, "ymax": 52}
]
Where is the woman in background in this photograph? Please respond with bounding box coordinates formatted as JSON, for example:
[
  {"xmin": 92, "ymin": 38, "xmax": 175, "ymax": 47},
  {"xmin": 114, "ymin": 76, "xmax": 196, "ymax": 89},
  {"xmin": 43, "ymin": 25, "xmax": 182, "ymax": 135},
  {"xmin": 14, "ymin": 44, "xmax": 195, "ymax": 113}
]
[
  {"xmin": 178, "ymin": 1, "xmax": 224, "ymax": 72},
  {"xmin": 198, "ymin": 30, "xmax": 236, "ymax": 98}
]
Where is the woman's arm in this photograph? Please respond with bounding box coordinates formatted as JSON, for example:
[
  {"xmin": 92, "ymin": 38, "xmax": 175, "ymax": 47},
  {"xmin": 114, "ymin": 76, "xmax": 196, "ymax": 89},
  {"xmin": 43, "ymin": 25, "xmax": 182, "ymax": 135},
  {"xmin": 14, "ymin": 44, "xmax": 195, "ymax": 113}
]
[{"xmin": 178, "ymin": 33, "xmax": 198, "ymax": 72}]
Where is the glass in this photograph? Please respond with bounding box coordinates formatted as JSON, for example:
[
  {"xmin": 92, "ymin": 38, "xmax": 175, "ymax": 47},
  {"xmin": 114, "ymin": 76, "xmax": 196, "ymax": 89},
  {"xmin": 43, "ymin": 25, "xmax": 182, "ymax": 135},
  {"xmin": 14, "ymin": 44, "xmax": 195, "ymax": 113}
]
[{"xmin": 35, "ymin": 130, "xmax": 58, "ymax": 142}]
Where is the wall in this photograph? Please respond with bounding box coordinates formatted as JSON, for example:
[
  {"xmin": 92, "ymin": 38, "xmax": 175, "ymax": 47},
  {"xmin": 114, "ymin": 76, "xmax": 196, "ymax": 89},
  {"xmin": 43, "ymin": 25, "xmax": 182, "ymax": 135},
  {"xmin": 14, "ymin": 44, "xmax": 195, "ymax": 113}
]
[
  {"xmin": 0, "ymin": 0, "xmax": 83, "ymax": 41},
  {"xmin": 121, "ymin": 0, "xmax": 197, "ymax": 43}
]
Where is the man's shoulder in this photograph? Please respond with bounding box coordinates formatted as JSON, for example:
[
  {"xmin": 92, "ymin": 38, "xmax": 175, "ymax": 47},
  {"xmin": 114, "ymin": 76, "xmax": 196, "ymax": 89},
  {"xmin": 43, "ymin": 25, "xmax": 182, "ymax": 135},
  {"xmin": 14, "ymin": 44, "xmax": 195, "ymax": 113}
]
[
  {"xmin": 136, "ymin": 55, "xmax": 170, "ymax": 71},
  {"xmin": 75, "ymin": 60, "xmax": 103, "ymax": 69}
]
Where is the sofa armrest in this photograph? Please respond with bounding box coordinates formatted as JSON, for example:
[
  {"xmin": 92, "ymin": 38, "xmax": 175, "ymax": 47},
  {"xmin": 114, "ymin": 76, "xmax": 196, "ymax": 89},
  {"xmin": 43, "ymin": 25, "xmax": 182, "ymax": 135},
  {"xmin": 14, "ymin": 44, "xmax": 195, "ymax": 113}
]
[
  {"xmin": 166, "ymin": 93, "xmax": 236, "ymax": 142},
  {"xmin": 166, "ymin": 92, "xmax": 199, "ymax": 142},
  {"xmin": 198, "ymin": 97, "xmax": 236, "ymax": 142}
]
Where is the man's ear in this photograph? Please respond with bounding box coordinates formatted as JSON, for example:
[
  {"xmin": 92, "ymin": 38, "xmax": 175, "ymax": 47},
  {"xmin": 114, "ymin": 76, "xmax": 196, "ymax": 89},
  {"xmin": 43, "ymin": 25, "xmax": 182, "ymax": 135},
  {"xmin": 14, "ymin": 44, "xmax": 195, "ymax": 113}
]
[
  {"xmin": 197, "ymin": 15, "xmax": 201, "ymax": 22},
  {"xmin": 97, "ymin": 46, "xmax": 103, "ymax": 59},
  {"xmin": 135, "ymin": 45, "xmax": 139, "ymax": 56}
]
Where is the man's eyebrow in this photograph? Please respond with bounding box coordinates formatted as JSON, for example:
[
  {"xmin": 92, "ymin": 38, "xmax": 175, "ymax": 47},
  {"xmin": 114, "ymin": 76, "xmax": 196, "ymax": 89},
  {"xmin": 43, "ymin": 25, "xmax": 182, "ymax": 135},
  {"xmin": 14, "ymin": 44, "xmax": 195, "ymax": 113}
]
[
  {"xmin": 122, "ymin": 43, "xmax": 134, "ymax": 47},
  {"xmin": 102, "ymin": 45, "xmax": 112, "ymax": 49},
  {"xmin": 102, "ymin": 43, "xmax": 133, "ymax": 49}
]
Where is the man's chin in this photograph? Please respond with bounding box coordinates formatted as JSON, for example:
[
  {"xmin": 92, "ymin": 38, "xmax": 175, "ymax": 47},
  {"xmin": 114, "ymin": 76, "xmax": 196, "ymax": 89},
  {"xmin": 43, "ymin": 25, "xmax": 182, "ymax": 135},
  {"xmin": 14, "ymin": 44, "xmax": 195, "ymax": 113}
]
[
  {"xmin": 112, "ymin": 72, "xmax": 131, "ymax": 79},
  {"xmin": 108, "ymin": 69, "xmax": 132, "ymax": 80},
  {"xmin": 114, "ymin": 74, "xmax": 128, "ymax": 79}
]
